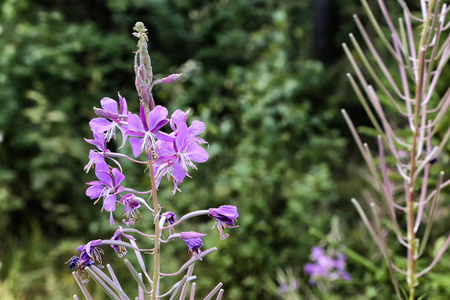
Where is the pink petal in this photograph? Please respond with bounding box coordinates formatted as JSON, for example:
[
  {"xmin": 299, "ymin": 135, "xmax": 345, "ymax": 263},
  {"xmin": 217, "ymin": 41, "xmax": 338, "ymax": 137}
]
[
  {"xmin": 189, "ymin": 120, "xmax": 205, "ymax": 136},
  {"xmin": 112, "ymin": 168, "xmax": 125, "ymax": 186},
  {"xmin": 147, "ymin": 105, "xmax": 168, "ymax": 132},
  {"xmin": 103, "ymin": 194, "xmax": 117, "ymax": 212},
  {"xmin": 100, "ymin": 97, "xmax": 118, "ymax": 114},
  {"xmin": 186, "ymin": 144, "xmax": 209, "ymax": 163},
  {"xmin": 86, "ymin": 185, "xmax": 104, "ymax": 199},
  {"xmin": 127, "ymin": 114, "xmax": 145, "ymax": 132},
  {"xmin": 90, "ymin": 118, "xmax": 114, "ymax": 133},
  {"xmin": 170, "ymin": 109, "xmax": 189, "ymax": 131},
  {"xmin": 118, "ymin": 93, "xmax": 128, "ymax": 114},
  {"xmin": 129, "ymin": 137, "xmax": 144, "ymax": 157},
  {"xmin": 96, "ymin": 170, "xmax": 114, "ymax": 187}
]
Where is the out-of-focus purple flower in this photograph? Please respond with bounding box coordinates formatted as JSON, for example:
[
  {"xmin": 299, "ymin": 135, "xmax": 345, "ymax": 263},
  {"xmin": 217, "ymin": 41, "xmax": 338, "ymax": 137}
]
[
  {"xmin": 180, "ymin": 231, "xmax": 207, "ymax": 259},
  {"xmin": 120, "ymin": 194, "xmax": 141, "ymax": 226},
  {"xmin": 110, "ymin": 226, "xmax": 135, "ymax": 257},
  {"xmin": 68, "ymin": 239, "xmax": 104, "ymax": 270},
  {"xmin": 127, "ymin": 105, "xmax": 169, "ymax": 157},
  {"xmin": 279, "ymin": 283, "xmax": 289, "ymax": 295},
  {"xmin": 208, "ymin": 205, "xmax": 239, "ymax": 239},
  {"xmin": 90, "ymin": 93, "xmax": 129, "ymax": 144},
  {"xmin": 334, "ymin": 253, "xmax": 351, "ymax": 280},
  {"xmin": 278, "ymin": 280, "xmax": 300, "ymax": 295},
  {"xmin": 304, "ymin": 246, "xmax": 351, "ymax": 284},
  {"xmin": 311, "ymin": 246, "xmax": 325, "ymax": 261},
  {"xmin": 86, "ymin": 167, "xmax": 126, "ymax": 224}
]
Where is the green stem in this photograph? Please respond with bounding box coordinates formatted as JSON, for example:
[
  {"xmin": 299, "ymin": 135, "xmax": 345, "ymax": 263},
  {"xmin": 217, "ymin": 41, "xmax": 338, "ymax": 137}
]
[
  {"xmin": 407, "ymin": 1, "xmax": 436, "ymax": 298},
  {"xmin": 149, "ymin": 153, "xmax": 160, "ymax": 300}
]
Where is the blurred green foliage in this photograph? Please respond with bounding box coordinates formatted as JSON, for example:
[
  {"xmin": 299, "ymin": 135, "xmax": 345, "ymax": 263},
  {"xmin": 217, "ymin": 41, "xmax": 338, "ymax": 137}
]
[{"xmin": 0, "ymin": 0, "xmax": 449, "ymax": 299}]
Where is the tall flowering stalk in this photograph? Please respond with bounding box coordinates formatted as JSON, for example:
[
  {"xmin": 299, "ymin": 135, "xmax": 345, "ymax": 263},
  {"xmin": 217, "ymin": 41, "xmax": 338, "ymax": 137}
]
[
  {"xmin": 67, "ymin": 22, "xmax": 238, "ymax": 299},
  {"xmin": 342, "ymin": 1, "xmax": 449, "ymax": 299}
]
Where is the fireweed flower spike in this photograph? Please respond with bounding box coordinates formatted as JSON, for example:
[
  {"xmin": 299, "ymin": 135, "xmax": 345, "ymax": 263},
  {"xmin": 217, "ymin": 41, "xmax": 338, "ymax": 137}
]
[
  {"xmin": 69, "ymin": 22, "xmax": 238, "ymax": 299},
  {"xmin": 133, "ymin": 22, "xmax": 155, "ymax": 111},
  {"xmin": 208, "ymin": 205, "xmax": 239, "ymax": 239},
  {"xmin": 180, "ymin": 231, "xmax": 207, "ymax": 260},
  {"xmin": 86, "ymin": 167, "xmax": 126, "ymax": 224}
]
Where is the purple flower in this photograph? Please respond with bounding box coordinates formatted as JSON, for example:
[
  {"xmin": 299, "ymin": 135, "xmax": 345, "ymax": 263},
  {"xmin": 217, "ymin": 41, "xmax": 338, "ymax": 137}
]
[
  {"xmin": 86, "ymin": 167, "xmax": 126, "ymax": 224},
  {"xmin": 304, "ymin": 246, "xmax": 351, "ymax": 284},
  {"xmin": 120, "ymin": 194, "xmax": 141, "ymax": 226},
  {"xmin": 127, "ymin": 105, "xmax": 169, "ymax": 157},
  {"xmin": 83, "ymin": 131, "xmax": 117, "ymax": 173},
  {"xmin": 162, "ymin": 211, "xmax": 177, "ymax": 234},
  {"xmin": 311, "ymin": 246, "xmax": 325, "ymax": 261},
  {"xmin": 334, "ymin": 253, "xmax": 351, "ymax": 281},
  {"xmin": 67, "ymin": 239, "xmax": 104, "ymax": 270},
  {"xmin": 180, "ymin": 231, "xmax": 207, "ymax": 259},
  {"xmin": 110, "ymin": 226, "xmax": 135, "ymax": 257},
  {"xmin": 162, "ymin": 211, "xmax": 177, "ymax": 225},
  {"xmin": 169, "ymin": 109, "xmax": 206, "ymax": 144},
  {"xmin": 67, "ymin": 256, "xmax": 79, "ymax": 270},
  {"xmin": 85, "ymin": 131, "xmax": 109, "ymax": 153},
  {"xmin": 84, "ymin": 150, "xmax": 109, "ymax": 173},
  {"xmin": 154, "ymin": 121, "xmax": 208, "ymax": 193},
  {"xmin": 90, "ymin": 93, "xmax": 129, "ymax": 144},
  {"xmin": 208, "ymin": 205, "xmax": 239, "ymax": 239},
  {"xmin": 279, "ymin": 280, "xmax": 300, "ymax": 295}
]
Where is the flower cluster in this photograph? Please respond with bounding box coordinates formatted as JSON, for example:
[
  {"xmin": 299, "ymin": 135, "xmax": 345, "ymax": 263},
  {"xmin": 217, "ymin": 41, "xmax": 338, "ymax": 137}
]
[
  {"xmin": 304, "ymin": 246, "xmax": 351, "ymax": 285},
  {"xmin": 83, "ymin": 92, "xmax": 209, "ymax": 224},
  {"xmin": 68, "ymin": 22, "xmax": 238, "ymax": 299}
]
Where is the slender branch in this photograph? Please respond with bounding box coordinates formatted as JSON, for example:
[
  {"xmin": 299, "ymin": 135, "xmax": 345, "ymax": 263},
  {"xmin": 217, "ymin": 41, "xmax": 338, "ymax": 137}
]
[
  {"xmin": 417, "ymin": 233, "xmax": 450, "ymax": 278},
  {"xmin": 161, "ymin": 210, "xmax": 210, "ymax": 230},
  {"xmin": 72, "ymin": 272, "xmax": 93, "ymax": 300},
  {"xmin": 160, "ymin": 248, "xmax": 217, "ymax": 277},
  {"xmin": 418, "ymin": 171, "xmax": 444, "ymax": 256},
  {"xmin": 203, "ymin": 283, "xmax": 224, "ymax": 300}
]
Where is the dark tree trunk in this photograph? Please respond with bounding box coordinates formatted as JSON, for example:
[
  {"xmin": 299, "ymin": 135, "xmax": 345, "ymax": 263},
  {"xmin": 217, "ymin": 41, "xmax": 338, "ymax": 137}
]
[{"xmin": 313, "ymin": 0, "xmax": 339, "ymax": 64}]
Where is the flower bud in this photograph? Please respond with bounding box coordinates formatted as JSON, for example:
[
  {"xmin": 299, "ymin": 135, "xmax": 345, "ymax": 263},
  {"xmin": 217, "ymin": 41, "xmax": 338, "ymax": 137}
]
[
  {"xmin": 93, "ymin": 107, "xmax": 118, "ymax": 119},
  {"xmin": 152, "ymin": 74, "xmax": 182, "ymax": 86},
  {"xmin": 162, "ymin": 73, "xmax": 182, "ymax": 84}
]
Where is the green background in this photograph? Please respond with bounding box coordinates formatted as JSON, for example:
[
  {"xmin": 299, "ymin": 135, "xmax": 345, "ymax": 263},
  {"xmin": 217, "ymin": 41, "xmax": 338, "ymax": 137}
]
[{"xmin": 0, "ymin": 0, "xmax": 449, "ymax": 299}]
